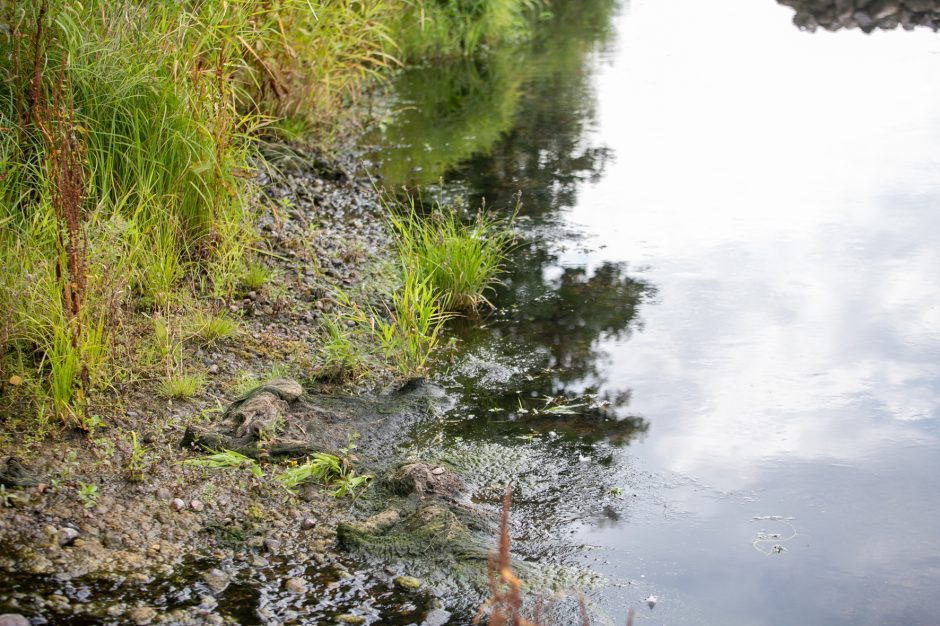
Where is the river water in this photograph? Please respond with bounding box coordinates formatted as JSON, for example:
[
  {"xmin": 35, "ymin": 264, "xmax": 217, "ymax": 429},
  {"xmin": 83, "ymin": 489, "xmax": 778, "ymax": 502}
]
[{"xmin": 374, "ymin": 0, "xmax": 940, "ymax": 623}]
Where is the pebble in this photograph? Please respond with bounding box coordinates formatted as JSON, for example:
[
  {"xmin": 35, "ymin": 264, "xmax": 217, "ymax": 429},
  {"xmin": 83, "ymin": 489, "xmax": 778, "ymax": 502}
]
[
  {"xmin": 284, "ymin": 577, "xmax": 307, "ymax": 593},
  {"xmin": 129, "ymin": 606, "xmax": 156, "ymax": 625},
  {"xmin": 125, "ymin": 410, "xmax": 140, "ymax": 419},
  {"xmin": 208, "ymin": 364, "xmax": 219, "ymax": 375},
  {"xmin": 336, "ymin": 615, "xmax": 366, "ymax": 624},
  {"xmin": 171, "ymin": 498, "xmax": 186, "ymax": 511},
  {"xmin": 431, "ymin": 467, "xmax": 445, "ymax": 476},
  {"xmin": 190, "ymin": 499, "xmax": 204, "ymax": 512},
  {"xmin": 249, "ymin": 554, "xmax": 269, "ymax": 567},
  {"xmin": 155, "ymin": 487, "xmax": 171, "ymax": 500},
  {"xmin": 301, "ymin": 517, "xmax": 317, "ymax": 530},
  {"xmin": 0, "ymin": 615, "xmax": 30, "ymax": 626},
  {"xmin": 263, "ymin": 537, "xmax": 281, "ymax": 553},
  {"xmin": 393, "ymin": 575, "xmax": 422, "ymax": 590},
  {"xmin": 57, "ymin": 527, "xmax": 80, "ymax": 547},
  {"xmin": 422, "ymin": 608, "xmax": 452, "ymax": 626},
  {"xmin": 203, "ymin": 568, "xmax": 230, "ymax": 594}
]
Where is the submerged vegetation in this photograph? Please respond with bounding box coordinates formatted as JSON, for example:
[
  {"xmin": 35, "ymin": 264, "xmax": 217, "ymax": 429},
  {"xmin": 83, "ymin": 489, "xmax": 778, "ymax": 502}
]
[{"xmin": 0, "ymin": 0, "xmax": 542, "ymax": 428}]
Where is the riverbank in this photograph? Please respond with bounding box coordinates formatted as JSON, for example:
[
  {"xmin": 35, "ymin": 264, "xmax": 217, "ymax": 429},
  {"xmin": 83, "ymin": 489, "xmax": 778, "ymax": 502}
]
[{"xmin": 0, "ymin": 139, "xmax": 417, "ymax": 624}]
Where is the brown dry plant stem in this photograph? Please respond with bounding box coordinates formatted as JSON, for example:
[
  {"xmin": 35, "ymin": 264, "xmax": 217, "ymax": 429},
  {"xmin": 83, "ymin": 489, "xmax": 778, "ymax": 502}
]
[
  {"xmin": 30, "ymin": 5, "xmax": 92, "ymax": 423},
  {"xmin": 475, "ymin": 484, "xmax": 537, "ymax": 626}
]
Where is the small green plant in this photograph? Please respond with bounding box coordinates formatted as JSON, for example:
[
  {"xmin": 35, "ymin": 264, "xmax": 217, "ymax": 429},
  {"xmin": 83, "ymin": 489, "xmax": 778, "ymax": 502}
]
[
  {"xmin": 276, "ymin": 452, "xmax": 372, "ymax": 498},
  {"xmin": 233, "ymin": 363, "xmax": 291, "ymax": 396},
  {"xmin": 191, "ymin": 310, "xmax": 239, "ymax": 345},
  {"xmin": 241, "ymin": 261, "xmax": 272, "ymax": 291},
  {"xmin": 78, "ymin": 482, "xmax": 99, "ymax": 509},
  {"xmin": 389, "ymin": 198, "xmax": 516, "ymax": 313},
  {"xmin": 184, "ymin": 450, "xmax": 263, "ymax": 479},
  {"xmin": 83, "ymin": 414, "xmax": 106, "ymax": 435},
  {"xmin": 159, "ymin": 373, "xmax": 205, "ymax": 399},
  {"xmin": 318, "ymin": 317, "xmax": 369, "ymax": 379},
  {"xmin": 126, "ymin": 431, "xmax": 147, "ymax": 482},
  {"xmin": 372, "ymin": 273, "xmax": 451, "ymax": 373}
]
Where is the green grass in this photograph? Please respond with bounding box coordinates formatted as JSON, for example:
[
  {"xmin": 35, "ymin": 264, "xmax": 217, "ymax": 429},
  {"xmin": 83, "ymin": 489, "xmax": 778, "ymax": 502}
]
[
  {"xmin": 390, "ymin": 199, "xmax": 516, "ymax": 313},
  {"xmin": 184, "ymin": 449, "xmax": 263, "ymax": 478},
  {"xmin": 233, "ymin": 363, "xmax": 292, "ymax": 397},
  {"xmin": 276, "ymin": 452, "xmax": 372, "ymax": 498},
  {"xmin": 240, "ymin": 261, "xmax": 273, "ymax": 292},
  {"xmin": 159, "ymin": 373, "xmax": 205, "ymax": 400},
  {"xmin": 318, "ymin": 317, "xmax": 371, "ymax": 380},
  {"xmin": 0, "ymin": 0, "xmax": 537, "ymax": 427},
  {"xmin": 191, "ymin": 311, "xmax": 239, "ymax": 345}
]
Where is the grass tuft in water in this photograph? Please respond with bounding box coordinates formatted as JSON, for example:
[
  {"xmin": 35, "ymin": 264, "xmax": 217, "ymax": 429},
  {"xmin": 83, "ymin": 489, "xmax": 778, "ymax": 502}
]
[{"xmin": 390, "ymin": 198, "xmax": 517, "ymax": 314}]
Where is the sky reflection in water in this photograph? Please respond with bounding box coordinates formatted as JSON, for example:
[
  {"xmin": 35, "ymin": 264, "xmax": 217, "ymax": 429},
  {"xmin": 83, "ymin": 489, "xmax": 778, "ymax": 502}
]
[{"xmin": 379, "ymin": 0, "xmax": 940, "ymax": 623}]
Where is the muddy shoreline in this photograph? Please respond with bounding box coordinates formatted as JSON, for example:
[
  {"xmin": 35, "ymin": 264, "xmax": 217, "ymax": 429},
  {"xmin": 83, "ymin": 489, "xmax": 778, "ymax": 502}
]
[{"xmin": 0, "ymin": 138, "xmax": 472, "ymax": 625}]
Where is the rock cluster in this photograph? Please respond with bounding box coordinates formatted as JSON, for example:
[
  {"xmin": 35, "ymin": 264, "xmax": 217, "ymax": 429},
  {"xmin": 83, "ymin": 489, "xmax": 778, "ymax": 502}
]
[{"xmin": 778, "ymin": 0, "xmax": 940, "ymax": 31}]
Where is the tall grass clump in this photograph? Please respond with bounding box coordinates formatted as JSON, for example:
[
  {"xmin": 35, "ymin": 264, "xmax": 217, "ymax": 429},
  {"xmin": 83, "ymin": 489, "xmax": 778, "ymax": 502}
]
[{"xmin": 390, "ymin": 198, "xmax": 516, "ymax": 313}]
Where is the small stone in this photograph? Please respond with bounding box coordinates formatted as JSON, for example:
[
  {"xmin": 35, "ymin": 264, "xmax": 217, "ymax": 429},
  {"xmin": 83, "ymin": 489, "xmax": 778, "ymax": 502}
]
[
  {"xmin": 646, "ymin": 595, "xmax": 658, "ymax": 609},
  {"xmin": 171, "ymin": 498, "xmax": 186, "ymax": 511},
  {"xmin": 203, "ymin": 569, "xmax": 230, "ymax": 594},
  {"xmin": 336, "ymin": 615, "xmax": 366, "ymax": 624},
  {"xmin": 301, "ymin": 517, "xmax": 317, "ymax": 530},
  {"xmin": 393, "ymin": 575, "xmax": 422, "ymax": 590},
  {"xmin": 190, "ymin": 499, "xmax": 204, "ymax": 512},
  {"xmin": 129, "ymin": 606, "xmax": 156, "ymax": 625},
  {"xmin": 57, "ymin": 527, "xmax": 79, "ymax": 547},
  {"xmin": 249, "ymin": 554, "xmax": 269, "ymax": 567},
  {"xmin": 106, "ymin": 605, "xmax": 124, "ymax": 617},
  {"xmin": 125, "ymin": 410, "xmax": 140, "ymax": 419},
  {"xmin": 431, "ymin": 467, "xmax": 445, "ymax": 476},
  {"xmin": 0, "ymin": 614, "xmax": 31, "ymax": 626},
  {"xmin": 422, "ymin": 608, "xmax": 452, "ymax": 626},
  {"xmin": 198, "ymin": 595, "xmax": 218, "ymax": 611},
  {"xmin": 263, "ymin": 537, "xmax": 281, "ymax": 553},
  {"xmin": 155, "ymin": 487, "xmax": 171, "ymax": 500},
  {"xmin": 284, "ymin": 577, "xmax": 306, "ymax": 593},
  {"xmin": 208, "ymin": 364, "xmax": 219, "ymax": 375}
]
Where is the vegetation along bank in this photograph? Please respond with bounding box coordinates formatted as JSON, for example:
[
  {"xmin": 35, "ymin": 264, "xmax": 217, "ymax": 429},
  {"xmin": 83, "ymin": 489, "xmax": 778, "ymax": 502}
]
[{"xmin": 0, "ymin": 1, "xmax": 548, "ymax": 624}]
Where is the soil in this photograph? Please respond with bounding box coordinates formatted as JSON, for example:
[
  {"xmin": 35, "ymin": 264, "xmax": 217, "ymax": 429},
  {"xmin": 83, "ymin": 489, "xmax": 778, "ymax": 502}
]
[{"xmin": 0, "ymin": 138, "xmax": 429, "ymax": 624}]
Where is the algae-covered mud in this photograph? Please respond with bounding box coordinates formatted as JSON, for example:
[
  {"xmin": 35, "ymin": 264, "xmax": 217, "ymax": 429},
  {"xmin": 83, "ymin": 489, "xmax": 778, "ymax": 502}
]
[{"xmin": 370, "ymin": 0, "xmax": 940, "ymax": 624}]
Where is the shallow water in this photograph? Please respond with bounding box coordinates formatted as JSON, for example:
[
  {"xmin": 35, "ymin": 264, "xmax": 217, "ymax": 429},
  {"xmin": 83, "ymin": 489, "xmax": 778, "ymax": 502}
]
[{"xmin": 374, "ymin": 0, "xmax": 940, "ymax": 624}]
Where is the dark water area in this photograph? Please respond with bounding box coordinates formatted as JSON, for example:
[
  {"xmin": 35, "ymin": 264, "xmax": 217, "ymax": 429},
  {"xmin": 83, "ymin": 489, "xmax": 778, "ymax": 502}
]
[{"xmin": 372, "ymin": 0, "xmax": 940, "ymax": 624}]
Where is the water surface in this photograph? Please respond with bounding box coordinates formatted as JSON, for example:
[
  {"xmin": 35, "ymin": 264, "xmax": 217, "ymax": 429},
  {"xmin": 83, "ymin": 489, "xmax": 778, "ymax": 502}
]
[{"xmin": 374, "ymin": 0, "xmax": 940, "ymax": 623}]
